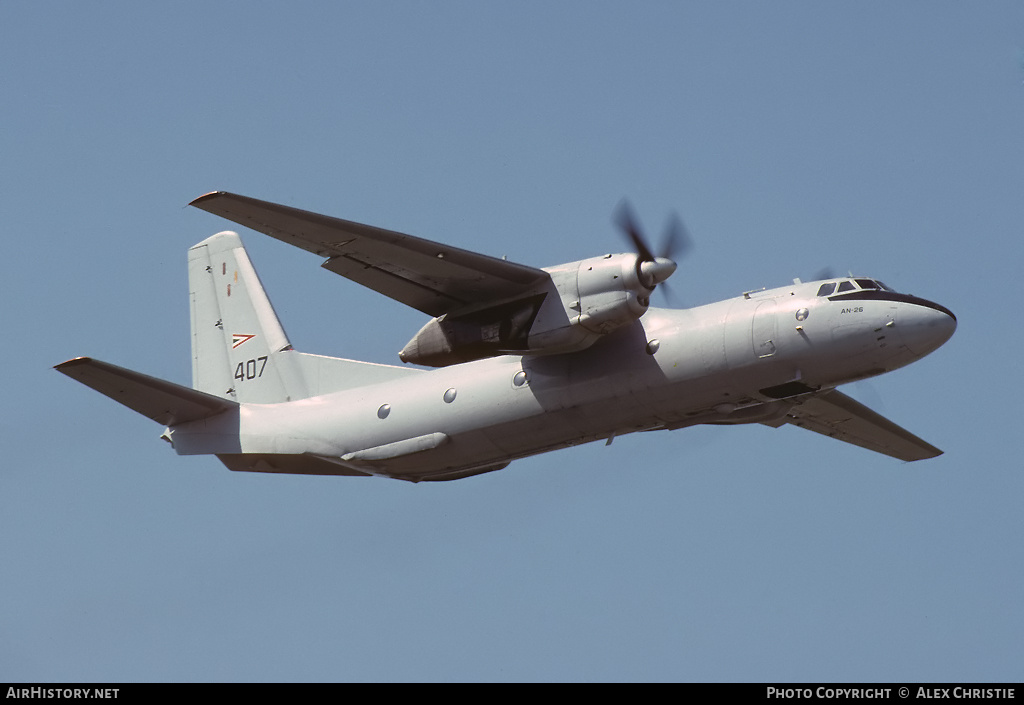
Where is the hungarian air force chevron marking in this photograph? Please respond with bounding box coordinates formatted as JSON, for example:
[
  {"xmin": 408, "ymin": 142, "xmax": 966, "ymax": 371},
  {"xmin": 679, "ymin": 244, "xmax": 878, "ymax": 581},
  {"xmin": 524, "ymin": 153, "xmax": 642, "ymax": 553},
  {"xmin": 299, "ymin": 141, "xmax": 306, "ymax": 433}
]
[{"xmin": 232, "ymin": 333, "xmax": 256, "ymax": 349}]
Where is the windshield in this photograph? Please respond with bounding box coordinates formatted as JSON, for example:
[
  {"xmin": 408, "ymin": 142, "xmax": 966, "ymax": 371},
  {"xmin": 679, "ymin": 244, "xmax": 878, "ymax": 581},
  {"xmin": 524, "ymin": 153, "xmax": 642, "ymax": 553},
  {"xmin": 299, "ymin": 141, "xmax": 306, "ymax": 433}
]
[{"xmin": 818, "ymin": 278, "xmax": 897, "ymax": 295}]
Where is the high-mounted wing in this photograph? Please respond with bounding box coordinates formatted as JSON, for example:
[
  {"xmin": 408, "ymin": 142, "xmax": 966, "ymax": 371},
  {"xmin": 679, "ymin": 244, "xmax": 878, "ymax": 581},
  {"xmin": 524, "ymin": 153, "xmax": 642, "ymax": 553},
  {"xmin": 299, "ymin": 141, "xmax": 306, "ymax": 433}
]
[
  {"xmin": 189, "ymin": 191, "xmax": 548, "ymax": 317},
  {"xmin": 765, "ymin": 389, "xmax": 942, "ymax": 461}
]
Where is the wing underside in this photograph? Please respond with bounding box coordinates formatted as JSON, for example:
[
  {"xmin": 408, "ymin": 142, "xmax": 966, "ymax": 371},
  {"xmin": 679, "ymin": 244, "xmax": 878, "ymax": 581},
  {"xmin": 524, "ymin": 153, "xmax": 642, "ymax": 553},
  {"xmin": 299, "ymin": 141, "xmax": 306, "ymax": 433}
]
[
  {"xmin": 766, "ymin": 389, "xmax": 942, "ymax": 461},
  {"xmin": 189, "ymin": 191, "xmax": 548, "ymax": 316}
]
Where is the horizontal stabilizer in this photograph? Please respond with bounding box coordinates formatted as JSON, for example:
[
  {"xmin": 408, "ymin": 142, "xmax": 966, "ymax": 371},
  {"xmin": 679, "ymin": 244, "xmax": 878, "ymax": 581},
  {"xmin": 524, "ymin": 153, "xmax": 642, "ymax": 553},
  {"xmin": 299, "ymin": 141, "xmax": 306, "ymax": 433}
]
[
  {"xmin": 768, "ymin": 389, "xmax": 942, "ymax": 462},
  {"xmin": 55, "ymin": 357, "xmax": 237, "ymax": 426}
]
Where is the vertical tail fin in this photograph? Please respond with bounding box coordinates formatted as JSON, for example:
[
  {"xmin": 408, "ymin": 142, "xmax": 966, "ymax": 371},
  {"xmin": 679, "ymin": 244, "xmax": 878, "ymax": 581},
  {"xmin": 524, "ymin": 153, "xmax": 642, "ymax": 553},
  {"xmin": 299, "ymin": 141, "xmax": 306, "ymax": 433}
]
[{"xmin": 188, "ymin": 231, "xmax": 308, "ymax": 403}]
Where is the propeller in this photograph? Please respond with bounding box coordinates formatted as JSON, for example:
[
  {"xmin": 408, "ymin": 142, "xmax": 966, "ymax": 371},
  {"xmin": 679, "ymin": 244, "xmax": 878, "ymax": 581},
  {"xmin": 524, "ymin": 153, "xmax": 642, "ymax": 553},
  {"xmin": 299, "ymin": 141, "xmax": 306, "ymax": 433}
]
[
  {"xmin": 614, "ymin": 200, "xmax": 692, "ymax": 296},
  {"xmin": 812, "ymin": 266, "xmax": 836, "ymax": 282}
]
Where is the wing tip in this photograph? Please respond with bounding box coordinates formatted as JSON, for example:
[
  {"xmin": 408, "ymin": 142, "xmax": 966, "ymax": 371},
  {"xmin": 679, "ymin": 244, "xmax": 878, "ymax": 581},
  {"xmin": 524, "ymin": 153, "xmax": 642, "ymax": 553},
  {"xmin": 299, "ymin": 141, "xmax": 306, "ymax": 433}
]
[
  {"xmin": 54, "ymin": 356, "xmax": 93, "ymax": 371},
  {"xmin": 188, "ymin": 191, "xmax": 228, "ymax": 208}
]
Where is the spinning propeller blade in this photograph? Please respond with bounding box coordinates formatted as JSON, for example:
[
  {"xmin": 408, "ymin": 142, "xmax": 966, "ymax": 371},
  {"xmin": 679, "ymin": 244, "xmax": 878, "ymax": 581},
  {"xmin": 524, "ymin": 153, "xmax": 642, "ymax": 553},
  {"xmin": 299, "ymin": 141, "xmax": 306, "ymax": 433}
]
[{"xmin": 613, "ymin": 201, "xmax": 691, "ymax": 295}]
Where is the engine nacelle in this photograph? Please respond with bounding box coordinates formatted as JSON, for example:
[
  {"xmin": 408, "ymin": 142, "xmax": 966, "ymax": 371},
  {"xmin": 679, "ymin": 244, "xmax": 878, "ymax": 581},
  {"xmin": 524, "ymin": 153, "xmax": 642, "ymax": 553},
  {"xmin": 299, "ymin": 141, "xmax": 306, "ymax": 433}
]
[
  {"xmin": 398, "ymin": 253, "xmax": 655, "ymax": 367},
  {"xmin": 573, "ymin": 252, "xmax": 652, "ymax": 332}
]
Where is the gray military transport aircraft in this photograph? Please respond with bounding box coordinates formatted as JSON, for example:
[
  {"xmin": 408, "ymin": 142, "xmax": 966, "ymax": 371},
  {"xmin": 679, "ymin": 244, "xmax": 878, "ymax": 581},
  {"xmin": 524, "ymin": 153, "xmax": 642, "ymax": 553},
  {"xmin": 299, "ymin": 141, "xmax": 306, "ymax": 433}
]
[{"xmin": 56, "ymin": 192, "xmax": 957, "ymax": 481}]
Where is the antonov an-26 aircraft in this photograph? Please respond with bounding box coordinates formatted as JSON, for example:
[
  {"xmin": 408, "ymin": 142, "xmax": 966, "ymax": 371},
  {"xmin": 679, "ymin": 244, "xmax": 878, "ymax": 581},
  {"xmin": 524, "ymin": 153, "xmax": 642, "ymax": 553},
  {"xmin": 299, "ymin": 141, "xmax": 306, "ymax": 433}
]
[{"xmin": 56, "ymin": 192, "xmax": 957, "ymax": 482}]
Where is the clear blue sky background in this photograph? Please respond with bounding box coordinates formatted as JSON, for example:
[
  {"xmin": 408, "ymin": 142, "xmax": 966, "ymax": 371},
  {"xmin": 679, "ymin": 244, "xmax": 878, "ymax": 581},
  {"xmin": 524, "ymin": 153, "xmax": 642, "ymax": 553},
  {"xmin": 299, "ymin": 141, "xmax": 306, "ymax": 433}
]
[{"xmin": 2, "ymin": 1, "xmax": 1022, "ymax": 682}]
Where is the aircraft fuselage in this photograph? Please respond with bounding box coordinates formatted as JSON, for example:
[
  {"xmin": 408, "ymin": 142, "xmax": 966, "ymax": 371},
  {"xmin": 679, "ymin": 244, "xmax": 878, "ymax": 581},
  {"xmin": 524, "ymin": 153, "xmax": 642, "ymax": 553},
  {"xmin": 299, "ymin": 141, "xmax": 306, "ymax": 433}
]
[{"xmin": 170, "ymin": 279, "xmax": 955, "ymax": 481}]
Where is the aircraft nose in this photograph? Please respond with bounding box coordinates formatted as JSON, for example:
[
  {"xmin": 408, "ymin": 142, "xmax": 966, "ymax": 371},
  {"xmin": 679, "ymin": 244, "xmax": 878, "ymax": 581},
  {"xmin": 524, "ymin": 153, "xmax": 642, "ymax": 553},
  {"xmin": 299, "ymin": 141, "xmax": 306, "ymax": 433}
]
[{"xmin": 897, "ymin": 297, "xmax": 956, "ymax": 357}]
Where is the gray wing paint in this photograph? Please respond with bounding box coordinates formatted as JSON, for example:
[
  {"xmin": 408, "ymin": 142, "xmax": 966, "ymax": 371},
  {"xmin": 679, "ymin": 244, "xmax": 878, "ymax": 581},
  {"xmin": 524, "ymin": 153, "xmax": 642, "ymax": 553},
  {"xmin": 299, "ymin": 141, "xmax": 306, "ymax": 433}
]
[
  {"xmin": 54, "ymin": 357, "xmax": 237, "ymax": 426},
  {"xmin": 767, "ymin": 389, "xmax": 942, "ymax": 461},
  {"xmin": 189, "ymin": 191, "xmax": 549, "ymax": 317}
]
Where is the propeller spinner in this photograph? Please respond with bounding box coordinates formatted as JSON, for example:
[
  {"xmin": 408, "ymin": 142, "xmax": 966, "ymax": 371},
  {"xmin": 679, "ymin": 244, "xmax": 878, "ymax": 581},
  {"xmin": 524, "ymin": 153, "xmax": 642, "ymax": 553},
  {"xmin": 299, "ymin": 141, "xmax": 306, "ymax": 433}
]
[{"xmin": 614, "ymin": 201, "xmax": 691, "ymax": 293}]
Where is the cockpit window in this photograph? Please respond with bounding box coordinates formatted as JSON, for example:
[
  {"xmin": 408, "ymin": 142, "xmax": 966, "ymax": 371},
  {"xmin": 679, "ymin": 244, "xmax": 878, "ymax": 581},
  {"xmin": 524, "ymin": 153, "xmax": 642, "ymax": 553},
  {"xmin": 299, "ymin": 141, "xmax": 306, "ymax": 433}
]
[{"xmin": 824, "ymin": 278, "xmax": 897, "ymax": 295}]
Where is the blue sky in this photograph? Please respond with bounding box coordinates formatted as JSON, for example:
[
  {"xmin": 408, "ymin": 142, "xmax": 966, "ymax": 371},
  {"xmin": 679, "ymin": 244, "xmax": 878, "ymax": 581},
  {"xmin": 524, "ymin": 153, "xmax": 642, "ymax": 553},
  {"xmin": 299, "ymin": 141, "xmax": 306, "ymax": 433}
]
[{"xmin": 2, "ymin": 1, "xmax": 1022, "ymax": 682}]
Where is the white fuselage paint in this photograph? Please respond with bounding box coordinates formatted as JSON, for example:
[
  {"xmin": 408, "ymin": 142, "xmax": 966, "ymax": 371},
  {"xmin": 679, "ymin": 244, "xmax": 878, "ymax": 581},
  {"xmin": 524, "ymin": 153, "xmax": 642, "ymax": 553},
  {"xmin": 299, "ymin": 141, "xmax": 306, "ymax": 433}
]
[{"xmin": 171, "ymin": 280, "xmax": 955, "ymax": 479}]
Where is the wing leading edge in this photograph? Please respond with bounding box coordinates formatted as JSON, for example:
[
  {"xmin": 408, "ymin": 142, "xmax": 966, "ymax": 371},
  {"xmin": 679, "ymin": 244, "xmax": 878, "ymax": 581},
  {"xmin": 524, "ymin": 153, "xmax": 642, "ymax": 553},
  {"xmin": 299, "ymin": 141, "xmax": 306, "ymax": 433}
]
[
  {"xmin": 54, "ymin": 357, "xmax": 237, "ymax": 426},
  {"xmin": 189, "ymin": 191, "xmax": 549, "ymax": 317},
  {"xmin": 766, "ymin": 389, "xmax": 942, "ymax": 462}
]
